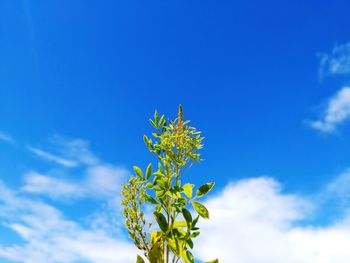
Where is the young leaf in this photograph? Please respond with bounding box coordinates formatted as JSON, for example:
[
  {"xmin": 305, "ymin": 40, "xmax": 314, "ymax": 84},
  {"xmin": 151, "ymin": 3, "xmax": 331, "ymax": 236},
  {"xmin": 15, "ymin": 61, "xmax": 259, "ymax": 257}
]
[
  {"xmin": 173, "ymin": 221, "xmax": 187, "ymax": 228},
  {"xmin": 191, "ymin": 201, "xmax": 209, "ymax": 219},
  {"xmin": 183, "ymin": 183, "xmax": 194, "ymax": 198},
  {"xmin": 153, "ymin": 171, "xmax": 165, "ymax": 178},
  {"xmin": 133, "ymin": 166, "xmax": 143, "ymax": 179},
  {"xmin": 143, "ymin": 135, "xmax": 149, "ymax": 145},
  {"xmin": 196, "ymin": 182, "xmax": 215, "ymax": 198},
  {"xmin": 146, "ymin": 163, "xmax": 152, "ymax": 180},
  {"xmin": 136, "ymin": 255, "xmax": 145, "ymax": 263},
  {"xmin": 153, "ymin": 212, "xmax": 168, "ymax": 233},
  {"xmin": 159, "ymin": 114, "xmax": 165, "ymax": 126},
  {"xmin": 154, "ymin": 110, "xmax": 159, "ymax": 124},
  {"xmin": 149, "ymin": 119, "xmax": 157, "ymax": 129}
]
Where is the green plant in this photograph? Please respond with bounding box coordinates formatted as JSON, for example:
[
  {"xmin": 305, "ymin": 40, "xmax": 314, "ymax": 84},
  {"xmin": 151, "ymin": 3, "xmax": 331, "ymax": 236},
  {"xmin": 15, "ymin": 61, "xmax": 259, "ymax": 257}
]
[{"xmin": 121, "ymin": 106, "xmax": 218, "ymax": 263}]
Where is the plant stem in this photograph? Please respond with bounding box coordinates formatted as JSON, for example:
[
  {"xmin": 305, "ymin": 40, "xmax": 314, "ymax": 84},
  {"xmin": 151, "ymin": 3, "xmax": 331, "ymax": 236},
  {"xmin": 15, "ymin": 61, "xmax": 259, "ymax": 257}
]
[
  {"xmin": 166, "ymin": 209, "xmax": 170, "ymax": 263},
  {"xmin": 166, "ymin": 244, "xmax": 169, "ymax": 263}
]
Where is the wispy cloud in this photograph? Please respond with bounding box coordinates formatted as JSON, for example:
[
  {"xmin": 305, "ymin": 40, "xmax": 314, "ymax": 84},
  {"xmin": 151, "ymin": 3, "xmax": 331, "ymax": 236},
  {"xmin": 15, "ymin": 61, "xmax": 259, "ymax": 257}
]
[
  {"xmin": 309, "ymin": 87, "xmax": 350, "ymax": 133},
  {"xmin": 49, "ymin": 136, "xmax": 99, "ymax": 166},
  {"xmin": 24, "ymin": 136, "xmax": 129, "ymax": 200},
  {"xmin": 319, "ymin": 42, "xmax": 350, "ymax": 79},
  {"xmin": 324, "ymin": 169, "xmax": 350, "ymax": 206},
  {"xmin": 195, "ymin": 177, "xmax": 350, "ymax": 263},
  {"xmin": 28, "ymin": 146, "xmax": 79, "ymax": 167},
  {"xmin": 27, "ymin": 136, "xmax": 99, "ymax": 168},
  {"xmin": 0, "ymin": 131, "xmax": 15, "ymax": 145}
]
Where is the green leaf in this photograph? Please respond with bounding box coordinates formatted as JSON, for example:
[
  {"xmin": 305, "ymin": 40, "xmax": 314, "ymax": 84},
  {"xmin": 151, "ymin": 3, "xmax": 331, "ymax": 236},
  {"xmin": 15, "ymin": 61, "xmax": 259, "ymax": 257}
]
[
  {"xmin": 196, "ymin": 182, "xmax": 215, "ymax": 198},
  {"xmin": 133, "ymin": 166, "xmax": 143, "ymax": 179},
  {"xmin": 186, "ymin": 250, "xmax": 194, "ymax": 263},
  {"xmin": 136, "ymin": 255, "xmax": 145, "ymax": 263},
  {"xmin": 153, "ymin": 212, "xmax": 168, "ymax": 233},
  {"xmin": 146, "ymin": 182, "xmax": 153, "ymax": 189},
  {"xmin": 192, "ymin": 215, "xmax": 199, "ymax": 228},
  {"xmin": 183, "ymin": 183, "xmax": 194, "ymax": 198},
  {"xmin": 143, "ymin": 135, "xmax": 149, "ymax": 145},
  {"xmin": 167, "ymin": 236, "xmax": 184, "ymax": 256},
  {"xmin": 146, "ymin": 163, "xmax": 152, "ymax": 180},
  {"xmin": 186, "ymin": 238, "xmax": 194, "ymax": 249},
  {"xmin": 154, "ymin": 110, "xmax": 159, "ymax": 123},
  {"xmin": 181, "ymin": 249, "xmax": 192, "ymax": 263},
  {"xmin": 159, "ymin": 114, "xmax": 165, "ymax": 126},
  {"xmin": 149, "ymin": 119, "xmax": 157, "ymax": 129},
  {"xmin": 205, "ymin": 259, "xmax": 219, "ymax": 263},
  {"xmin": 191, "ymin": 231, "xmax": 200, "ymax": 238},
  {"xmin": 182, "ymin": 208, "xmax": 192, "ymax": 226},
  {"xmin": 192, "ymin": 201, "xmax": 209, "ymax": 219},
  {"xmin": 153, "ymin": 171, "xmax": 165, "ymax": 178},
  {"xmin": 146, "ymin": 195, "xmax": 158, "ymax": 204},
  {"xmin": 157, "ymin": 178, "xmax": 168, "ymax": 189},
  {"xmin": 156, "ymin": 189, "xmax": 165, "ymax": 199},
  {"xmin": 153, "ymin": 185, "xmax": 162, "ymax": 191},
  {"xmin": 155, "ymin": 205, "xmax": 163, "ymax": 213},
  {"xmin": 158, "ymin": 162, "xmax": 164, "ymax": 173}
]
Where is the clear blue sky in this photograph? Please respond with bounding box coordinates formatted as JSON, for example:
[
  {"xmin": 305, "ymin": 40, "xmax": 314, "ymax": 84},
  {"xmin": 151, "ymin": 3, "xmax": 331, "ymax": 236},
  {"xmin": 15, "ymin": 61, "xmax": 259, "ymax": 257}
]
[{"xmin": 1, "ymin": 1, "xmax": 350, "ymax": 262}]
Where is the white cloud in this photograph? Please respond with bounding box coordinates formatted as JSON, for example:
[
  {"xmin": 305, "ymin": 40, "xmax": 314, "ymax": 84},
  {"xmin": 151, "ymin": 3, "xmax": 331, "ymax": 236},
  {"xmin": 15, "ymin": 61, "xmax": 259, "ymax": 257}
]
[
  {"xmin": 22, "ymin": 171, "xmax": 84, "ymax": 199},
  {"xmin": 50, "ymin": 136, "xmax": 99, "ymax": 166},
  {"xmin": 6, "ymin": 135, "xmax": 350, "ymax": 263},
  {"xmin": 0, "ymin": 181, "xmax": 136, "ymax": 263},
  {"xmin": 319, "ymin": 42, "xmax": 350, "ymax": 79},
  {"xmin": 309, "ymin": 87, "xmax": 350, "ymax": 132},
  {"xmin": 23, "ymin": 136, "xmax": 129, "ymax": 200},
  {"xmin": 194, "ymin": 177, "xmax": 350, "ymax": 263},
  {"xmin": 0, "ymin": 136, "xmax": 139, "ymax": 263},
  {"xmin": 28, "ymin": 146, "xmax": 79, "ymax": 168},
  {"xmin": 22, "ymin": 165, "xmax": 129, "ymax": 200},
  {"xmin": 0, "ymin": 131, "xmax": 15, "ymax": 145},
  {"xmin": 86, "ymin": 165, "xmax": 129, "ymax": 197},
  {"xmin": 27, "ymin": 136, "xmax": 99, "ymax": 168},
  {"xmin": 324, "ymin": 169, "xmax": 350, "ymax": 206},
  {"xmin": 6, "ymin": 167, "xmax": 350, "ymax": 263}
]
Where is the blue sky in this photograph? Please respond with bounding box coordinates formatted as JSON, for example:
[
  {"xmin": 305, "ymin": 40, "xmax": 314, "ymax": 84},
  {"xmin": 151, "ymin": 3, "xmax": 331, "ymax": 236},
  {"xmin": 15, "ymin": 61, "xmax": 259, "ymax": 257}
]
[{"xmin": 1, "ymin": 1, "xmax": 350, "ymax": 262}]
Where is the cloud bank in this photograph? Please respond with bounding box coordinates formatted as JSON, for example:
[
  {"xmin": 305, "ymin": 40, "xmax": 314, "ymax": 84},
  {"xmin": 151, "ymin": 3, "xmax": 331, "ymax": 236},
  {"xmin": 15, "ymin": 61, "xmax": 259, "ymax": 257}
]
[
  {"xmin": 0, "ymin": 136, "xmax": 135, "ymax": 263},
  {"xmin": 195, "ymin": 177, "xmax": 350, "ymax": 263},
  {"xmin": 2, "ymin": 136, "xmax": 350, "ymax": 263}
]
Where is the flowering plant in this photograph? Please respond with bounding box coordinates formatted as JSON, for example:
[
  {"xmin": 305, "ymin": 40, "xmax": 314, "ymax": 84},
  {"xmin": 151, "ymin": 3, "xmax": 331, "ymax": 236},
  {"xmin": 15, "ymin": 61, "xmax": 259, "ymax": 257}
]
[{"xmin": 121, "ymin": 106, "xmax": 218, "ymax": 263}]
